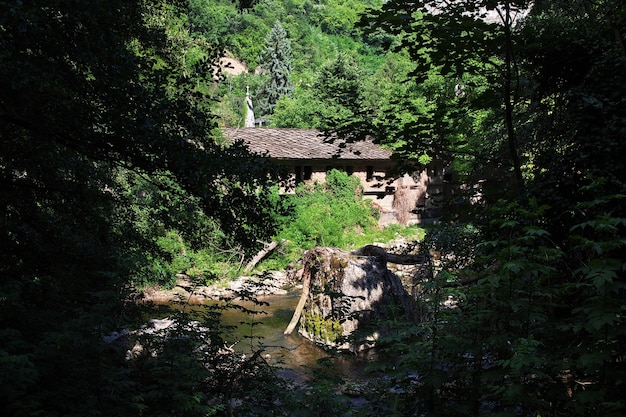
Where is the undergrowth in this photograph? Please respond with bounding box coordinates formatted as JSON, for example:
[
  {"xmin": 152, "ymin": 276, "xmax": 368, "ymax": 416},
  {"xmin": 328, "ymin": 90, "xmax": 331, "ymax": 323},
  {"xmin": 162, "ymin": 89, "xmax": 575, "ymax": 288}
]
[
  {"xmin": 135, "ymin": 169, "xmax": 426, "ymax": 288},
  {"xmin": 259, "ymin": 169, "xmax": 426, "ymax": 271}
]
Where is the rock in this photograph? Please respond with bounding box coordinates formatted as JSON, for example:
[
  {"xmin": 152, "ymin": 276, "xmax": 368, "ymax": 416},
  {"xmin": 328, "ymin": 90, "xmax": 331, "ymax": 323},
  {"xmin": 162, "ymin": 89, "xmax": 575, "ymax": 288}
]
[
  {"xmin": 228, "ymin": 279, "xmax": 244, "ymax": 292},
  {"xmin": 125, "ymin": 317, "xmax": 214, "ymax": 362},
  {"xmin": 148, "ymin": 317, "xmax": 175, "ymax": 331},
  {"xmin": 102, "ymin": 328, "xmax": 130, "ymax": 349},
  {"xmin": 293, "ymin": 246, "xmax": 417, "ymax": 352},
  {"xmin": 140, "ymin": 270, "xmax": 297, "ymax": 304}
]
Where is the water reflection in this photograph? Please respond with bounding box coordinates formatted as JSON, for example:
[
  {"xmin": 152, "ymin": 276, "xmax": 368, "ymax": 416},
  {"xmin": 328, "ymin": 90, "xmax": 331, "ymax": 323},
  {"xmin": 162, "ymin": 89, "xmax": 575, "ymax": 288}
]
[{"xmin": 170, "ymin": 293, "xmax": 377, "ymax": 383}]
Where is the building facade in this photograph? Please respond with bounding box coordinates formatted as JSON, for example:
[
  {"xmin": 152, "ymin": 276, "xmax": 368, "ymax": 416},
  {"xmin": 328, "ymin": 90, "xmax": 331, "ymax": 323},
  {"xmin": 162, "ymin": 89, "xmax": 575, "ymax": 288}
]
[{"xmin": 223, "ymin": 127, "xmax": 449, "ymax": 225}]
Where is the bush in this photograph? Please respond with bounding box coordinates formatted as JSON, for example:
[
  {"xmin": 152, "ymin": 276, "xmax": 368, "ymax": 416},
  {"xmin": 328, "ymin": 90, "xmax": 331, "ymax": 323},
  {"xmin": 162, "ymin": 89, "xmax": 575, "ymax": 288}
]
[{"xmin": 266, "ymin": 169, "xmax": 378, "ymax": 267}]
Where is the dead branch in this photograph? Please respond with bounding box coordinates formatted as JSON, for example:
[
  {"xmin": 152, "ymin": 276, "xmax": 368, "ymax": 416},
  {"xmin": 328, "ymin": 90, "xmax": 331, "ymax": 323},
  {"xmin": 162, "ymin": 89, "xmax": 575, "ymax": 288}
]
[
  {"xmin": 351, "ymin": 245, "xmax": 430, "ymax": 265},
  {"xmin": 243, "ymin": 241, "xmax": 278, "ymax": 274},
  {"xmin": 283, "ymin": 264, "xmax": 311, "ymax": 335}
]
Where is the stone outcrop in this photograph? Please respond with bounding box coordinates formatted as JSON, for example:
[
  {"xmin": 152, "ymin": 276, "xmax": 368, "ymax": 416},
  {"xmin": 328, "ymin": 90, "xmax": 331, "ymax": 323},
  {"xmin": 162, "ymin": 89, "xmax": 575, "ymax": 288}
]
[{"xmin": 285, "ymin": 246, "xmax": 420, "ymax": 352}]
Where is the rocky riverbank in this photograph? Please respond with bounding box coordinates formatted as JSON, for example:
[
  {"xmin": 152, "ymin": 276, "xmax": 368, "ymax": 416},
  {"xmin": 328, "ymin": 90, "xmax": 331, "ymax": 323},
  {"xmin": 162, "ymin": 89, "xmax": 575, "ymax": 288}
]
[
  {"xmin": 139, "ymin": 241, "xmax": 429, "ymax": 306},
  {"xmin": 140, "ymin": 270, "xmax": 297, "ymax": 304}
]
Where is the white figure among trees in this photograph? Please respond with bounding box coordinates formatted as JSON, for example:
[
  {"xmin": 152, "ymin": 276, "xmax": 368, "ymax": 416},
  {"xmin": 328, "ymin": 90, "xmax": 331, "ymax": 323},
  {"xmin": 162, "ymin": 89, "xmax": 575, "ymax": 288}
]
[{"xmin": 245, "ymin": 85, "xmax": 255, "ymax": 127}]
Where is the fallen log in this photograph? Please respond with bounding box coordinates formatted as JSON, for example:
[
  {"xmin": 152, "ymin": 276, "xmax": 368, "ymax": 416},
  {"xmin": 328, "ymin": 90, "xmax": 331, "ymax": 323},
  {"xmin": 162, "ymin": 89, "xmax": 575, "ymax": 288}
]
[
  {"xmin": 283, "ymin": 264, "xmax": 311, "ymax": 335},
  {"xmin": 350, "ymin": 244, "xmax": 430, "ymax": 265},
  {"xmin": 243, "ymin": 241, "xmax": 278, "ymax": 274}
]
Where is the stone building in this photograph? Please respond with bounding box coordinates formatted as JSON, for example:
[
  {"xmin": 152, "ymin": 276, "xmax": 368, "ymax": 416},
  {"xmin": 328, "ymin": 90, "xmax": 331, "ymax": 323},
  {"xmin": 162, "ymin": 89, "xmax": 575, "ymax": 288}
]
[{"xmin": 223, "ymin": 127, "xmax": 450, "ymax": 225}]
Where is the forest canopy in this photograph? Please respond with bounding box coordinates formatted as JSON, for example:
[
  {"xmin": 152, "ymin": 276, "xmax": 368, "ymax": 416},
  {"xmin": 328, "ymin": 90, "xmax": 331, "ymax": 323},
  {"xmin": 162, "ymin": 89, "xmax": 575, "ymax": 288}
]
[
  {"xmin": 1, "ymin": 1, "xmax": 281, "ymax": 414},
  {"xmin": 1, "ymin": 0, "xmax": 625, "ymax": 416}
]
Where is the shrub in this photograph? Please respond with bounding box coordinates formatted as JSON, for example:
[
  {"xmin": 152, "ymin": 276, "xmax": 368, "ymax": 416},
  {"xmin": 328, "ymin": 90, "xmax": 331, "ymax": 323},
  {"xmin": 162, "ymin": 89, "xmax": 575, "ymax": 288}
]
[{"xmin": 267, "ymin": 169, "xmax": 378, "ymax": 266}]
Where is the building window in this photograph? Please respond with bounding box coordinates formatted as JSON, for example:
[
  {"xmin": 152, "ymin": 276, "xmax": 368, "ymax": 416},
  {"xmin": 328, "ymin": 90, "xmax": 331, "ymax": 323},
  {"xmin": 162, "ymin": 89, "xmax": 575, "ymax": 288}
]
[
  {"xmin": 366, "ymin": 166, "xmax": 374, "ymax": 181},
  {"xmin": 304, "ymin": 166, "xmax": 312, "ymax": 181}
]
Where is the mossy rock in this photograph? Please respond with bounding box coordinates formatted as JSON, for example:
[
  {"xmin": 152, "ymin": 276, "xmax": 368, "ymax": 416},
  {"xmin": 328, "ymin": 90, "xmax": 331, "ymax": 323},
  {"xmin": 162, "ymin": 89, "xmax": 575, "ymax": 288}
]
[{"xmin": 296, "ymin": 246, "xmax": 417, "ymax": 352}]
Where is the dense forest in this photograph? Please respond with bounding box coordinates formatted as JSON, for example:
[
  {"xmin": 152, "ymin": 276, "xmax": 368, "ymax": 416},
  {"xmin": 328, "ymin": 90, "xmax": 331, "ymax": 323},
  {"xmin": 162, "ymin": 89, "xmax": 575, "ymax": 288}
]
[{"xmin": 1, "ymin": 0, "xmax": 625, "ymax": 416}]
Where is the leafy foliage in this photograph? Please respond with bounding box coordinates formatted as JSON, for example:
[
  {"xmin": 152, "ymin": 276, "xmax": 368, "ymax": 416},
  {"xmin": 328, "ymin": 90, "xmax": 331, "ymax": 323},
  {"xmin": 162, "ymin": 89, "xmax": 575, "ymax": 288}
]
[
  {"xmin": 359, "ymin": 0, "xmax": 532, "ymax": 188},
  {"xmin": 357, "ymin": 1, "xmax": 626, "ymax": 416},
  {"xmin": 264, "ymin": 169, "xmax": 379, "ymax": 268},
  {"xmin": 312, "ymin": 52, "xmax": 368, "ymax": 133},
  {"xmin": 0, "ymin": 0, "xmax": 281, "ymax": 415}
]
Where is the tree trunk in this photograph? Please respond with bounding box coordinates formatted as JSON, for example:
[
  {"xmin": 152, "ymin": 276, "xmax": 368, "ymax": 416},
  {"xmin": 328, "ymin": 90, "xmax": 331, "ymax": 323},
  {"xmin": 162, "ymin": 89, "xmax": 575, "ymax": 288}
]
[
  {"xmin": 283, "ymin": 264, "xmax": 311, "ymax": 335},
  {"xmin": 243, "ymin": 241, "xmax": 278, "ymax": 274},
  {"xmin": 351, "ymin": 244, "xmax": 430, "ymax": 265},
  {"xmin": 503, "ymin": 1, "xmax": 525, "ymax": 194}
]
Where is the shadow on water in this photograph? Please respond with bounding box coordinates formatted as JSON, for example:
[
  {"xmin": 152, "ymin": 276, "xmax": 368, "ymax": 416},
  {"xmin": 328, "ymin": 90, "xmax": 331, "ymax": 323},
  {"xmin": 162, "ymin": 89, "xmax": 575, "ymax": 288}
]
[{"xmin": 168, "ymin": 293, "xmax": 382, "ymax": 384}]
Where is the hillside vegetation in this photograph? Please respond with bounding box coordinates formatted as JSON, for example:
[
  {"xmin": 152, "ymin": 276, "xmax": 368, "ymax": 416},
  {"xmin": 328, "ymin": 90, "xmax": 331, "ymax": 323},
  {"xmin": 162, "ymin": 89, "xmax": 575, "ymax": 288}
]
[
  {"xmin": 2, "ymin": 1, "xmax": 625, "ymax": 416},
  {"xmin": 188, "ymin": 0, "xmax": 404, "ymax": 130}
]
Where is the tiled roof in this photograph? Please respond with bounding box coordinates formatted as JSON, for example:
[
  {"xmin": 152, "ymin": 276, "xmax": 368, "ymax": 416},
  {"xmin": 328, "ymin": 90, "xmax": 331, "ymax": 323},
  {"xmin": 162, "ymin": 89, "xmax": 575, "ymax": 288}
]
[{"xmin": 223, "ymin": 128, "xmax": 392, "ymax": 161}]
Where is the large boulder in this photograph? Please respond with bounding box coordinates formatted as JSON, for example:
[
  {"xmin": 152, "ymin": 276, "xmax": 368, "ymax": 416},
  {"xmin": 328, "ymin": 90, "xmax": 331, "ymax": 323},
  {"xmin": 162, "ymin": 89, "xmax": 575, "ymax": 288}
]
[{"xmin": 285, "ymin": 246, "xmax": 420, "ymax": 352}]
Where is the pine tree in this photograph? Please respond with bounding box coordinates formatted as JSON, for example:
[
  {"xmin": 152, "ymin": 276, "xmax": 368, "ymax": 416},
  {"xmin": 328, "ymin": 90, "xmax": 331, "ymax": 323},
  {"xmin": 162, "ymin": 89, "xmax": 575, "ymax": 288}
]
[{"xmin": 258, "ymin": 21, "xmax": 294, "ymax": 116}]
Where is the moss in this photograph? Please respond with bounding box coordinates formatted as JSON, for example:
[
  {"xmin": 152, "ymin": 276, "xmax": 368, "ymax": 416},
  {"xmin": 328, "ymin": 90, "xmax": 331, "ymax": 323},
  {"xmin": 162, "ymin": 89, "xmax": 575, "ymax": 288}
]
[
  {"xmin": 301, "ymin": 311, "xmax": 343, "ymax": 343},
  {"xmin": 330, "ymin": 255, "xmax": 348, "ymax": 270}
]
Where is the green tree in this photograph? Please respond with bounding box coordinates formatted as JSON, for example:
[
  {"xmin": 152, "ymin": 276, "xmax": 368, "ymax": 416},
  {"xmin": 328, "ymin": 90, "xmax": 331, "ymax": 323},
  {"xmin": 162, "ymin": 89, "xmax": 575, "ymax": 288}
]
[
  {"xmin": 360, "ymin": 1, "xmax": 626, "ymax": 416},
  {"xmin": 271, "ymin": 89, "xmax": 324, "ymax": 128},
  {"xmin": 361, "ymin": 0, "xmax": 532, "ymax": 193},
  {"xmin": 314, "ymin": 0, "xmax": 370, "ymax": 35},
  {"xmin": 519, "ymin": 0, "xmax": 626, "ymax": 237},
  {"xmin": 257, "ymin": 21, "xmax": 294, "ymax": 115},
  {"xmin": 187, "ymin": 0, "xmax": 239, "ymax": 48},
  {"xmin": 0, "ymin": 1, "xmax": 280, "ymax": 415},
  {"xmin": 313, "ymin": 52, "xmax": 371, "ymax": 137}
]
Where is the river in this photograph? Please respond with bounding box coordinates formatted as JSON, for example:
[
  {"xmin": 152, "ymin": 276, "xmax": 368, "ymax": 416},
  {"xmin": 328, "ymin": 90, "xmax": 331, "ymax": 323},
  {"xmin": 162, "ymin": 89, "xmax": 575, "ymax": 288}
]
[{"xmin": 169, "ymin": 292, "xmax": 382, "ymax": 384}]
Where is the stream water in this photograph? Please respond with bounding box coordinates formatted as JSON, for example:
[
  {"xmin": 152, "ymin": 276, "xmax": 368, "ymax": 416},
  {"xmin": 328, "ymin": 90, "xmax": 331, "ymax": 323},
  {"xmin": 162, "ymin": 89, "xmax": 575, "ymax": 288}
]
[{"xmin": 170, "ymin": 292, "xmax": 382, "ymax": 384}]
